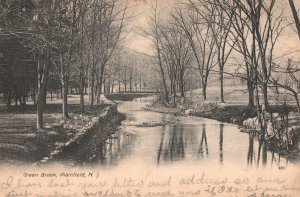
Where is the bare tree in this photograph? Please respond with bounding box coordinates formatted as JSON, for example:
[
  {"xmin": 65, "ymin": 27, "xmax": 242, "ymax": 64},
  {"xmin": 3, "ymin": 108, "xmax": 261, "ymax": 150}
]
[
  {"xmin": 84, "ymin": 0, "xmax": 128, "ymax": 107},
  {"xmin": 159, "ymin": 22, "xmax": 192, "ymax": 104},
  {"xmin": 77, "ymin": 0, "xmax": 92, "ymax": 114},
  {"xmin": 211, "ymin": 0, "xmax": 256, "ymax": 107},
  {"xmin": 200, "ymin": 0, "xmax": 235, "ymax": 103},
  {"xmin": 0, "ymin": 0, "xmax": 66, "ymax": 128},
  {"xmin": 146, "ymin": 0, "xmax": 170, "ymax": 104},
  {"xmin": 288, "ymin": 0, "xmax": 300, "ymax": 39},
  {"xmin": 271, "ymin": 59, "xmax": 300, "ymax": 112},
  {"xmin": 95, "ymin": 0, "xmax": 129, "ymax": 104},
  {"xmin": 174, "ymin": 2, "xmax": 217, "ymax": 100},
  {"xmin": 57, "ymin": 0, "xmax": 81, "ymax": 119},
  {"xmin": 32, "ymin": 0, "xmax": 59, "ymax": 129},
  {"xmin": 213, "ymin": 0, "xmax": 285, "ymax": 110},
  {"xmin": 245, "ymin": 0, "xmax": 284, "ymax": 111}
]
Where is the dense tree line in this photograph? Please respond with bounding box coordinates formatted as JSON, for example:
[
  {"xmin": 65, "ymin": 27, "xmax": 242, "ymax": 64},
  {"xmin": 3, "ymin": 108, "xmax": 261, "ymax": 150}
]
[
  {"xmin": 0, "ymin": 0, "xmax": 153, "ymax": 129},
  {"xmin": 148, "ymin": 0, "xmax": 299, "ymax": 112},
  {"xmin": 144, "ymin": 0, "xmax": 300, "ymax": 150},
  {"xmin": 0, "ymin": 0, "xmax": 299, "ymax": 131}
]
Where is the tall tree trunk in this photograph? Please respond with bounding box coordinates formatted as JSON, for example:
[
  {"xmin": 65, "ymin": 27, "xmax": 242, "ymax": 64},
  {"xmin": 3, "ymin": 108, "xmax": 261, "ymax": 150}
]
[
  {"xmin": 293, "ymin": 92, "xmax": 300, "ymax": 113},
  {"xmin": 124, "ymin": 79, "xmax": 127, "ymax": 92},
  {"xmin": 160, "ymin": 70, "xmax": 169, "ymax": 104},
  {"xmin": 173, "ymin": 80, "xmax": 176, "ymax": 105},
  {"xmin": 135, "ymin": 81, "xmax": 137, "ymax": 92},
  {"xmin": 247, "ymin": 80, "xmax": 255, "ymax": 107},
  {"xmin": 255, "ymin": 77, "xmax": 265, "ymax": 134},
  {"xmin": 62, "ymin": 81, "xmax": 69, "ymax": 119},
  {"xmin": 60, "ymin": 55, "xmax": 69, "ymax": 119},
  {"xmin": 43, "ymin": 86, "xmax": 47, "ymax": 106},
  {"xmin": 37, "ymin": 55, "xmax": 49, "ymax": 129},
  {"xmin": 95, "ymin": 79, "xmax": 98, "ymax": 103},
  {"xmin": 262, "ymin": 82, "xmax": 269, "ymax": 112},
  {"xmin": 202, "ymin": 79, "xmax": 207, "ymax": 101},
  {"xmin": 129, "ymin": 75, "xmax": 132, "ymax": 92},
  {"xmin": 56, "ymin": 89, "xmax": 59, "ymax": 99},
  {"xmin": 33, "ymin": 89, "xmax": 36, "ymax": 106},
  {"xmin": 60, "ymin": 87, "xmax": 63, "ymax": 99},
  {"xmin": 219, "ymin": 67, "xmax": 225, "ymax": 103},
  {"xmin": 170, "ymin": 77, "xmax": 173, "ymax": 95},
  {"xmin": 88, "ymin": 79, "xmax": 91, "ymax": 101},
  {"xmin": 118, "ymin": 71, "xmax": 121, "ymax": 92},
  {"xmin": 124, "ymin": 69, "xmax": 127, "ymax": 92},
  {"xmin": 248, "ymin": 87, "xmax": 255, "ymax": 107},
  {"xmin": 180, "ymin": 75, "xmax": 184, "ymax": 98},
  {"xmin": 90, "ymin": 65, "xmax": 95, "ymax": 109},
  {"xmin": 139, "ymin": 75, "xmax": 142, "ymax": 92},
  {"xmin": 152, "ymin": 0, "xmax": 169, "ymax": 104},
  {"xmin": 104, "ymin": 76, "xmax": 106, "ymax": 93},
  {"xmin": 79, "ymin": 68, "xmax": 85, "ymax": 114},
  {"xmin": 288, "ymin": 0, "xmax": 300, "ymax": 39},
  {"xmin": 79, "ymin": 11, "xmax": 85, "ymax": 114},
  {"xmin": 37, "ymin": 99, "xmax": 44, "ymax": 129},
  {"xmin": 97, "ymin": 65, "xmax": 105, "ymax": 104}
]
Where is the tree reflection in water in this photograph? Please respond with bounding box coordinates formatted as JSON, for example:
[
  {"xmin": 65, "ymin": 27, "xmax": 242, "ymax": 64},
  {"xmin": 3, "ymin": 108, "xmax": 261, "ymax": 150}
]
[
  {"xmin": 199, "ymin": 124, "xmax": 208, "ymax": 158},
  {"xmin": 157, "ymin": 126, "xmax": 165, "ymax": 164},
  {"xmin": 247, "ymin": 132, "xmax": 289, "ymax": 169},
  {"xmin": 157, "ymin": 125, "xmax": 185, "ymax": 163},
  {"xmin": 219, "ymin": 124, "xmax": 224, "ymax": 164},
  {"xmin": 97, "ymin": 131, "xmax": 136, "ymax": 166},
  {"xmin": 247, "ymin": 132, "xmax": 255, "ymax": 166}
]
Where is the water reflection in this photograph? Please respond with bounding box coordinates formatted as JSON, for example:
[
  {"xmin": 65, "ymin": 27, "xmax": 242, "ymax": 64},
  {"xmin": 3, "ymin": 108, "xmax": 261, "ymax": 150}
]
[
  {"xmin": 257, "ymin": 137, "xmax": 268, "ymax": 167},
  {"xmin": 157, "ymin": 126, "xmax": 165, "ymax": 164},
  {"xmin": 219, "ymin": 124, "xmax": 224, "ymax": 164},
  {"xmin": 156, "ymin": 123, "xmax": 227, "ymax": 164},
  {"xmin": 157, "ymin": 125, "xmax": 185, "ymax": 163},
  {"xmin": 154, "ymin": 122, "xmax": 291, "ymax": 168},
  {"xmin": 247, "ymin": 132, "xmax": 289, "ymax": 169},
  {"xmin": 199, "ymin": 124, "xmax": 208, "ymax": 158},
  {"xmin": 96, "ymin": 121, "xmax": 291, "ymax": 169},
  {"xmin": 247, "ymin": 132, "xmax": 254, "ymax": 166},
  {"xmin": 96, "ymin": 131, "xmax": 136, "ymax": 166},
  {"xmin": 94, "ymin": 98, "xmax": 296, "ymax": 169}
]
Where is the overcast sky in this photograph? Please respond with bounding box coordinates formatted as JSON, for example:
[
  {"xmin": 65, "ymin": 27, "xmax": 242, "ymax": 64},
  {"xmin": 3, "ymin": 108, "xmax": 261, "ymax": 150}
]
[{"xmin": 124, "ymin": 0, "xmax": 300, "ymax": 62}]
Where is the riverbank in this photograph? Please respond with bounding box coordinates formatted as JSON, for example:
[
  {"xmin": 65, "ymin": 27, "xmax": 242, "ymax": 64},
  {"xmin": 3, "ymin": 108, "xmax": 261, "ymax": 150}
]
[
  {"xmin": 42, "ymin": 104, "xmax": 125, "ymax": 165},
  {"xmin": 145, "ymin": 100, "xmax": 257, "ymax": 124},
  {"xmin": 146, "ymin": 96, "xmax": 300, "ymax": 161},
  {"xmin": 147, "ymin": 90, "xmax": 298, "ymax": 125},
  {"xmin": 0, "ymin": 95, "xmax": 125, "ymax": 165}
]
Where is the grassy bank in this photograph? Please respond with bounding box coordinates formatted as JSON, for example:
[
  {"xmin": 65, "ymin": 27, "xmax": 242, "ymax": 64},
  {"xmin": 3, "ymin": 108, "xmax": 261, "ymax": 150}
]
[
  {"xmin": 152, "ymin": 86, "xmax": 299, "ymax": 124},
  {"xmin": 0, "ymin": 95, "xmax": 124, "ymax": 165}
]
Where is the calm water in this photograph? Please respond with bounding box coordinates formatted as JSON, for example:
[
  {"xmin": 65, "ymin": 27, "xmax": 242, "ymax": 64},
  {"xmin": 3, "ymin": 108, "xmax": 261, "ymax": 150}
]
[{"xmin": 96, "ymin": 97, "xmax": 290, "ymax": 169}]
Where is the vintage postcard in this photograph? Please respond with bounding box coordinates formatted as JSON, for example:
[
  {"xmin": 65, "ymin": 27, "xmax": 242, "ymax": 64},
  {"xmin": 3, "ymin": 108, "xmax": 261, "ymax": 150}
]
[{"xmin": 0, "ymin": 0, "xmax": 299, "ymax": 196}]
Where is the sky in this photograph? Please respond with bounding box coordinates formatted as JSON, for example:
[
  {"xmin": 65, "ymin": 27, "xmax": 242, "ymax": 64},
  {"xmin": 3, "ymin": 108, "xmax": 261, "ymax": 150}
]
[
  {"xmin": 124, "ymin": 0, "xmax": 300, "ymax": 62},
  {"xmin": 124, "ymin": 0, "xmax": 172, "ymax": 55}
]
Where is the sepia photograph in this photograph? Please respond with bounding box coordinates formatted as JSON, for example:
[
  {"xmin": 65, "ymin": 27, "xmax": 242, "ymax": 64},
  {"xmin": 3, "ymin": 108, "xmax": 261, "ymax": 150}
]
[{"xmin": 0, "ymin": 0, "xmax": 299, "ymax": 196}]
